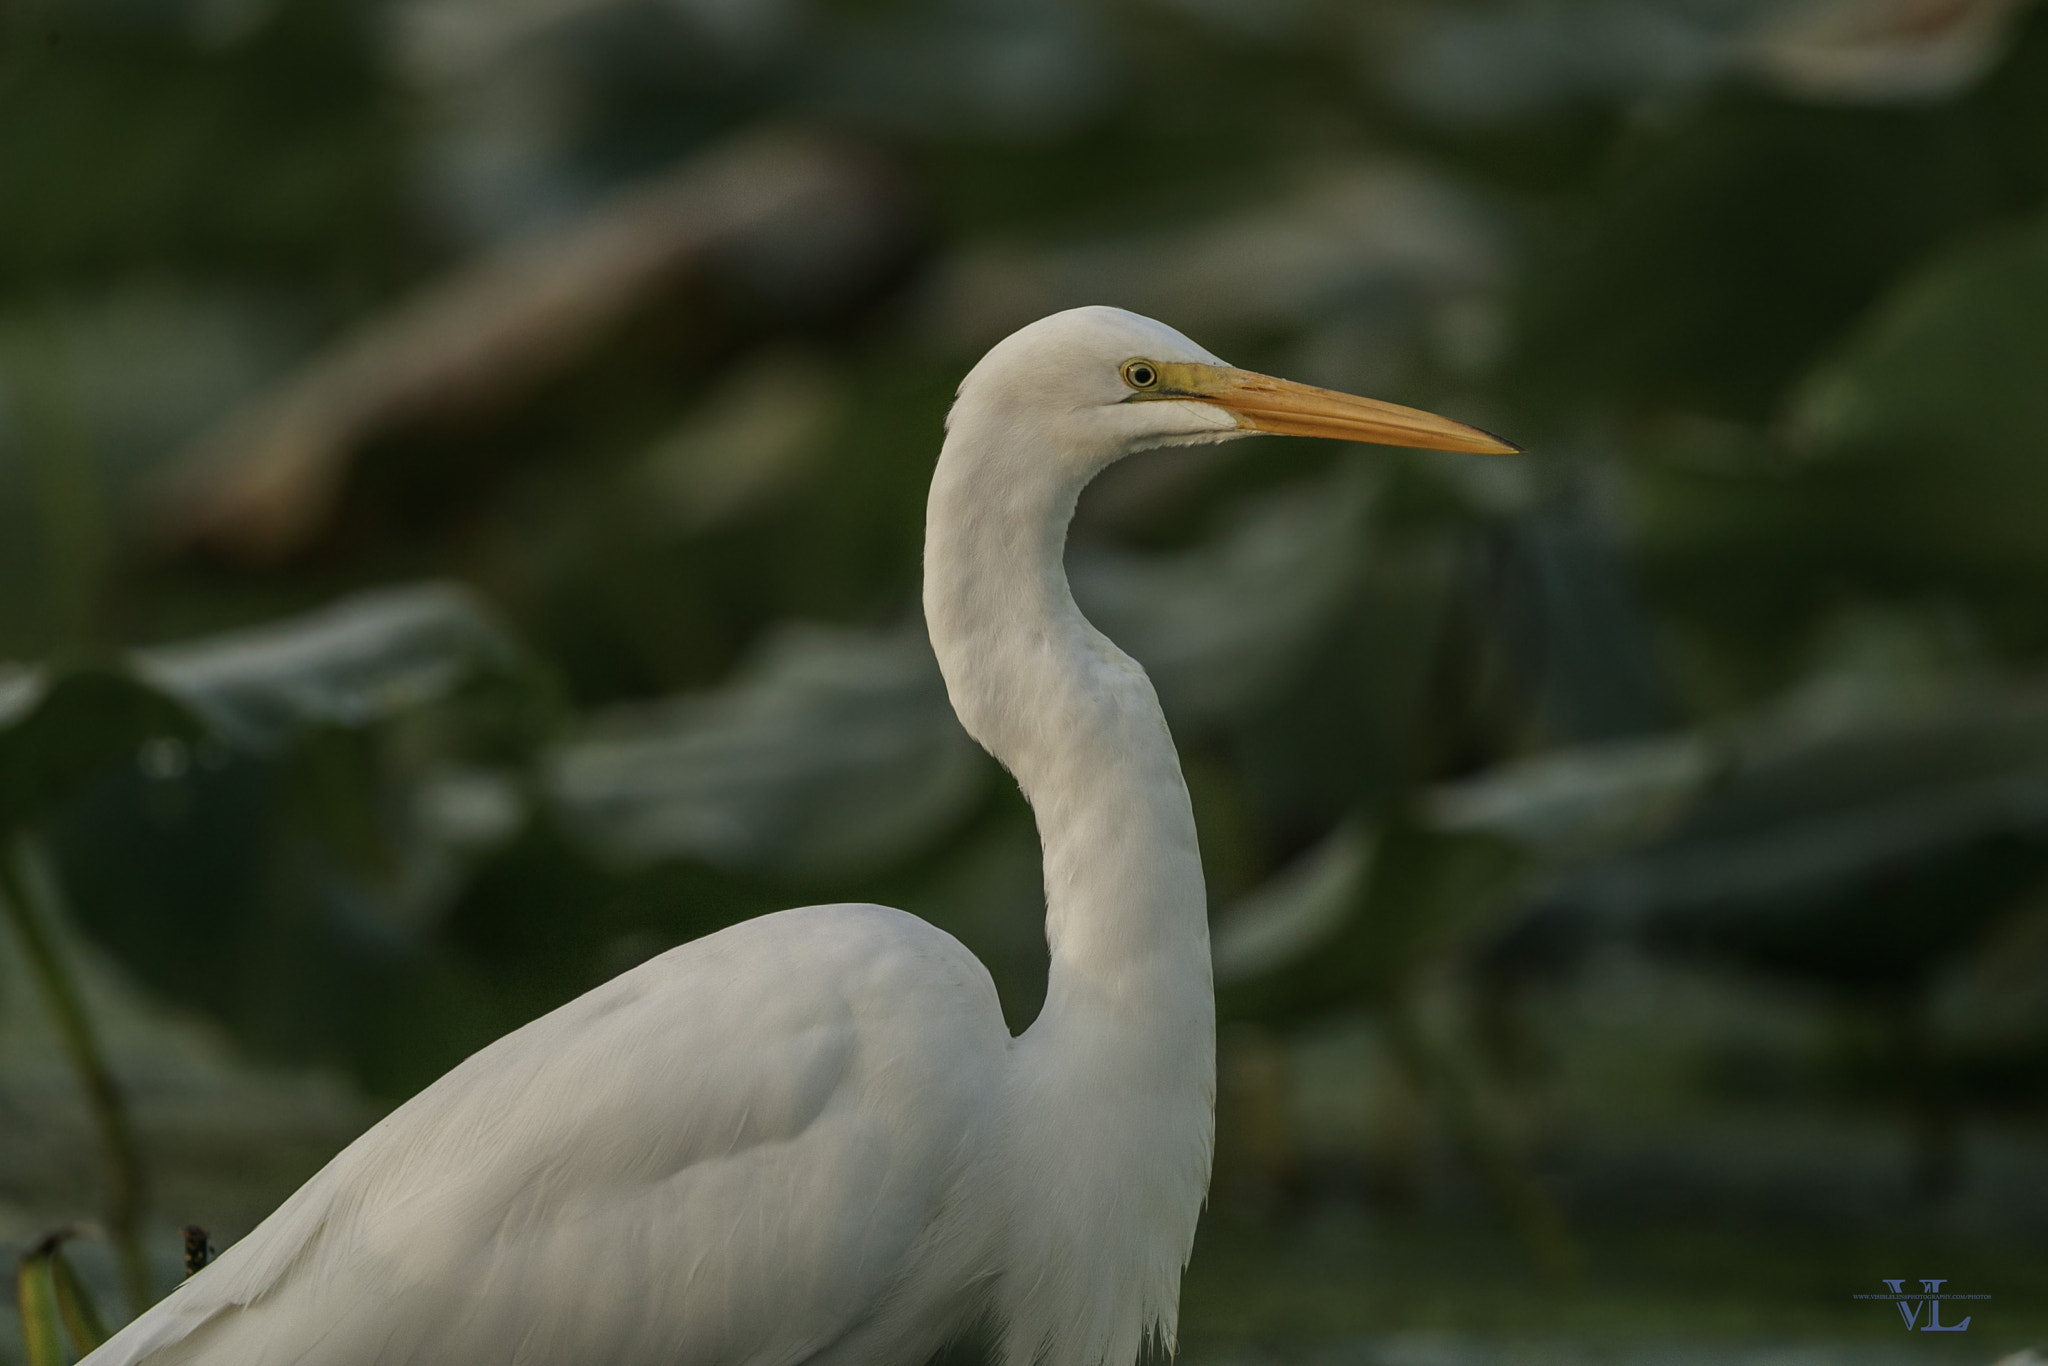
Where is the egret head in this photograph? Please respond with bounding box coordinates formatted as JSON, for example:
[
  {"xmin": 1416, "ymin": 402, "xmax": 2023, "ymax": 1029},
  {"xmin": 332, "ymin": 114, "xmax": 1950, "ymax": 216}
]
[{"xmin": 947, "ymin": 305, "xmax": 1517, "ymax": 481}]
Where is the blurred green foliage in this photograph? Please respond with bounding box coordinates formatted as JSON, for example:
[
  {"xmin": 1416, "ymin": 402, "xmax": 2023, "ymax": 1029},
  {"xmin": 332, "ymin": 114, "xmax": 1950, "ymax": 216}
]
[{"xmin": 6, "ymin": 0, "xmax": 2048, "ymax": 1355}]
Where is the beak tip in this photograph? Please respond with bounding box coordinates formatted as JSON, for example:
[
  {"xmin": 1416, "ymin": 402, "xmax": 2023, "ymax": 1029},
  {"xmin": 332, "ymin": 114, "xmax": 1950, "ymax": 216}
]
[{"xmin": 1467, "ymin": 424, "xmax": 1524, "ymax": 456}]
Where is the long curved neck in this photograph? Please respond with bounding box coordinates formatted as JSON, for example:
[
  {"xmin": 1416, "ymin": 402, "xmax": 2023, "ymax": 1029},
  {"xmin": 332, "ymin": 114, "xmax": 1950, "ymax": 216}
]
[
  {"xmin": 924, "ymin": 414, "xmax": 1214, "ymax": 1366},
  {"xmin": 923, "ymin": 425, "xmax": 1210, "ymax": 1023}
]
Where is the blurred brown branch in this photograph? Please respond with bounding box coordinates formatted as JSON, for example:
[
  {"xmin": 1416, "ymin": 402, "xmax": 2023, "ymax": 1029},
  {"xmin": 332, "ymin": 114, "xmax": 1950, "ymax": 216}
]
[{"xmin": 153, "ymin": 130, "xmax": 913, "ymax": 564}]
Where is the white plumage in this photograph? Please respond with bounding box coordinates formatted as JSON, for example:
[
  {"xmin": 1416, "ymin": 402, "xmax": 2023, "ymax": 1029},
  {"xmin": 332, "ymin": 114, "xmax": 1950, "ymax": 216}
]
[{"xmin": 86, "ymin": 306, "xmax": 1511, "ymax": 1366}]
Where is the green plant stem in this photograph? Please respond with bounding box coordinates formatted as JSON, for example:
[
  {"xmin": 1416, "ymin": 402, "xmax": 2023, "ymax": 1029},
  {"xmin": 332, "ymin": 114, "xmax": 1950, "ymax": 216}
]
[
  {"xmin": 14, "ymin": 1248, "xmax": 65, "ymax": 1366},
  {"xmin": 51, "ymin": 1239, "xmax": 109, "ymax": 1352},
  {"xmin": 16, "ymin": 1229, "xmax": 110, "ymax": 1359},
  {"xmin": 0, "ymin": 834, "xmax": 151, "ymax": 1315}
]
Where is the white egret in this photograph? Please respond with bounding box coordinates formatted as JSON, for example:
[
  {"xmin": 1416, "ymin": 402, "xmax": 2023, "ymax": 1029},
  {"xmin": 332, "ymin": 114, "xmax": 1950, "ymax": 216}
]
[{"xmin": 86, "ymin": 307, "xmax": 1514, "ymax": 1366}]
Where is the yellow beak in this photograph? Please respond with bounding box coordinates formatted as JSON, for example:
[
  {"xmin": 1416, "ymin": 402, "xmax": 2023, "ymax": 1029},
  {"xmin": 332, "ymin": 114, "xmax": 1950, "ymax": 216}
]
[{"xmin": 1141, "ymin": 362, "xmax": 1520, "ymax": 456}]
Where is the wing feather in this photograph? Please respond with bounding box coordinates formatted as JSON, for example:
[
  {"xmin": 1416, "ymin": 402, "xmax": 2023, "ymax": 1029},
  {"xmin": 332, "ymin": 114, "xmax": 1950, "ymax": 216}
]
[{"xmin": 87, "ymin": 906, "xmax": 1005, "ymax": 1366}]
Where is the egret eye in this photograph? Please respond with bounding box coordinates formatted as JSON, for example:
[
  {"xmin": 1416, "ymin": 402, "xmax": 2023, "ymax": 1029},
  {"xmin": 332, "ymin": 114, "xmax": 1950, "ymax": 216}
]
[{"xmin": 1121, "ymin": 360, "xmax": 1159, "ymax": 391}]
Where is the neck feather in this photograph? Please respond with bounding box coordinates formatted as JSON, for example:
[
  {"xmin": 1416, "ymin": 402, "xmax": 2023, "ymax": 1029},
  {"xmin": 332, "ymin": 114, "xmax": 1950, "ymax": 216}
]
[
  {"xmin": 923, "ymin": 416, "xmax": 1215, "ymax": 1366},
  {"xmin": 923, "ymin": 421, "xmax": 1211, "ymax": 994}
]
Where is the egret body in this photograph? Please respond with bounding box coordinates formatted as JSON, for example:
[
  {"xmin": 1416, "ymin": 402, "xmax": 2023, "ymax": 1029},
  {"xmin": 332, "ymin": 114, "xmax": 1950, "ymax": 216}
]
[{"xmin": 87, "ymin": 307, "xmax": 1513, "ymax": 1366}]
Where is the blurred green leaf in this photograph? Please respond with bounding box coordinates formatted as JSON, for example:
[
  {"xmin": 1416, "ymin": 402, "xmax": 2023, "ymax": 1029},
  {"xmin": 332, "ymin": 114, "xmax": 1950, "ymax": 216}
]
[
  {"xmin": 1218, "ymin": 813, "xmax": 1530, "ymax": 1025},
  {"xmin": 1071, "ymin": 466, "xmax": 1376, "ymax": 729},
  {"xmin": 48, "ymin": 1236, "xmax": 106, "ymax": 1354},
  {"xmin": 134, "ymin": 581, "xmax": 536, "ymax": 751},
  {"xmin": 1797, "ymin": 204, "xmax": 2048, "ymax": 458},
  {"xmin": 0, "ymin": 0, "xmax": 402, "ymax": 289},
  {"xmin": 1, "ymin": 585, "xmax": 546, "ymax": 1096},
  {"xmin": 1477, "ymin": 679, "xmax": 2048, "ymax": 993},
  {"xmin": 1214, "ymin": 817, "xmax": 1375, "ymax": 987},
  {"xmin": 1429, "ymin": 732, "xmax": 1715, "ymax": 860},
  {"xmin": 548, "ymin": 622, "xmax": 985, "ymax": 881},
  {"xmin": 1516, "ymin": 93, "xmax": 2009, "ymax": 418},
  {"xmin": 0, "ymin": 668, "xmax": 201, "ymax": 832}
]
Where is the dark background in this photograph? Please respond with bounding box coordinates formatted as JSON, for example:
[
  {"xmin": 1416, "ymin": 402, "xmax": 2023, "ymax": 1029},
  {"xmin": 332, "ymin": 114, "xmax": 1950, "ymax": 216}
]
[{"xmin": 3, "ymin": 0, "xmax": 2048, "ymax": 1361}]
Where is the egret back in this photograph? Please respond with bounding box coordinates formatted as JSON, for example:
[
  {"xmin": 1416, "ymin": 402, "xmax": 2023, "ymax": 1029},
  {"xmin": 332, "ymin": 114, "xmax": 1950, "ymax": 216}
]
[{"xmin": 85, "ymin": 906, "xmax": 1010, "ymax": 1366}]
